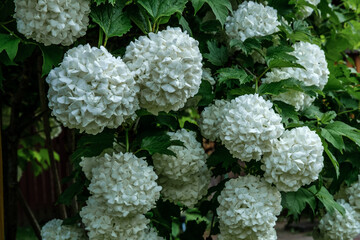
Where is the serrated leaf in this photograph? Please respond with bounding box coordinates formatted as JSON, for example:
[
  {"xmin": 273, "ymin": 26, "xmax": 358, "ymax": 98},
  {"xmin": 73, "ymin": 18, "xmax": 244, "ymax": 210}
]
[
  {"xmin": 137, "ymin": 0, "xmax": 187, "ymax": 22},
  {"xmin": 320, "ymin": 136, "xmax": 340, "ymax": 178},
  {"xmin": 281, "ymin": 188, "xmax": 316, "ymax": 218},
  {"xmin": 39, "ymin": 45, "xmax": 63, "ymax": 77},
  {"xmin": 321, "ymin": 128, "xmax": 345, "ymax": 153},
  {"xmin": 141, "ymin": 134, "xmax": 184, "ymax": 156},
  {"xmin": 325, "ymin": 121, "xmax": 360, "ymax": 147},
  {"xmin": 259, "ymin": 78, "xmax": 322, "ymax": 97},
  {"xmin": 267, "ymin": 58, "xmax": 305, "ymax": 69},
  {"xmin": 203, "ymin": 40, "xmax": 228, "ymax": 66},
  {"xmin": 265, "ymin": 45, "xmax": 297, "ymax": 62},
  {"xmin": 217, "ymin": 67, "xmax": 252, "ymax": 85},
  {"xmin": 204, "ymin": 0, "xmax": 232, "ymax": 26},
  {"xmin": 195, "ymin": 80, "xmax": 215, "ymax": 106},
  {"xmin": 91, "ymin": 0, "xmax": 132, "ymax": 38},
  {"xmin": 228, "ymin": 86, "xmax": 256, "ymax": 98},
  {"xmin": 273, "ymin": 101, "xmax": 299, "ymax": 124},
  {"xmin": 308, "ymin": 186, "xmax": 345, "ymax": 215},
  {"xmin": 230, "ymin": 38, "xmax": 262, "ymax": 56},
  {"xmin": 0, "ymin": 33, "xmax": 20, "ymax": 61}
]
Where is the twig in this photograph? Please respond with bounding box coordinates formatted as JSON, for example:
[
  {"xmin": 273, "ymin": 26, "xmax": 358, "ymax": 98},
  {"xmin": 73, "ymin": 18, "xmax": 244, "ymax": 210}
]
[
  {"xmin": 38, "ymin": 65, "xmax": 67, "ymax": 219},
  {"xmin": 17, "ymin": 187, "xmax": 41, "ymax": 240}
]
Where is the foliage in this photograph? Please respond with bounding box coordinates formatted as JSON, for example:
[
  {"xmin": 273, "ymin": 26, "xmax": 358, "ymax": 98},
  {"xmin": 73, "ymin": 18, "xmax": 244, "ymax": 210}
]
[{"xmin": 1, "ymin": 0, "xmax": 360, "ymax": 239}]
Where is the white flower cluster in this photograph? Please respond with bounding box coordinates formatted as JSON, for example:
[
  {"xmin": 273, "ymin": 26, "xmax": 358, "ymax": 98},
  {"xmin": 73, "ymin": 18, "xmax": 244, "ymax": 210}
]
[
  {"xmin": 124, "ymin": 27, "xmax": 203, "ymax": 115},
  {"xmin": 318, "ymin": 199, "xmax": 360, "ymax": 240},
  {"xmin": 80, "ymin": 197, "xmax": 150, "ymax": 240},
  {"xmin": 346, "ymin": 175, "xmax": 360, "ymax": 211},
  {"xmin": 153, "ymin": 129, "xmax": 211, "ymax": 207},
  {"xmin": 199, "ymin": 99, "xmax": 228, "ymax": 141},
  {"xmin": 153, "ymin": 129, "xmax": 208, "ymax": 182},
  {"xmin": 217, "ymin": 176, "xmax": 282, "ymax": 239},
  {"xmin": 158, "ymin": 166, "xmax": 211, "ymax": 208},
  {"xmin": 87, "ymin": 152, "xmax": 161, "ymax": 217},
  {"xmin": 299, "ymin": 0, "xmax": 321, "ymax": 18},
  {"xmin": 219, "ymin": 94, "xmax": 284, "ymax": 161},
  {"xmin": 14, "ymin": 0, "xmax": 90, "ymax": 46},
  {"xmin": 225, "ymin": 1, "xmax": 280, "ymax": 42},
  {"xmin": 202, "ymin": 68, "xmax": 216, "ymax": 86},
  {"xmin": 46, "ymin": 44, "xmax": 139, "ymax": 135},
  {"xmin": 261, "ymin": 126, "xmax": 324, "ymax": 192},
  {"xmin": 41, "ymin": 219, "xmax": 85, "ymax": 240},
  {"xmin": 262, "ymin": 41, "xmax": 329, "ymax": 111}
]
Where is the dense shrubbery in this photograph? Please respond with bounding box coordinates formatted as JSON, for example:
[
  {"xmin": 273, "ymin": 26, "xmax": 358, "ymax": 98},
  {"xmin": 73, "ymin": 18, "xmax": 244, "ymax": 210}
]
[{"xmin": 1, "ymin": 0, "xmax": 360, "ymax": 239}]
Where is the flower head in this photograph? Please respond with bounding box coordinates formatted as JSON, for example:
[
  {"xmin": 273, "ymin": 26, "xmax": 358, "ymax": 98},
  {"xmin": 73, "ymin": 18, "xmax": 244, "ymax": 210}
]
[
  {"xmin": 41, "ymin": 219, "xmax": 85, "ymax": 240},
  {"xmin": 88, "ymin": 152, "xmax": 161, "ymax": 217},
  {"xmin": 124, "ymin": 27, "xmax": 202, "ymax": 115},
  {"xmin": 217, "ymin": 175, "xmax": 282, "ymax": 239},
  {"xmin": 261, "ymin": 126, "xmax": 324, "ymax": 192},
  {"xmin": 14, "ymin": 0, "xmax": 90, "ymax": 46},
  {"xmin": 219, "ymin": 94, "xmax": 284, "ymax": 161},
  {"xmin": 346, "ymin": 175, "xmax": 360, "ymax": 212},
  {"xmin": 46, "ymin": 44, "xmax": 139, "ymax": 135},
  {"xmin": 225, "ymin": 1, "xmax": 280, "ymax": 42}
]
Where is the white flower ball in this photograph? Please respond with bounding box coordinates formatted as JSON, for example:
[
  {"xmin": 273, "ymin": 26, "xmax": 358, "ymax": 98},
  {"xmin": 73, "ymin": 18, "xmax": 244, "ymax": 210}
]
[
  {"xmin": 88, "ymin": 152, "xmax": 161, "ymax": 217},
  {"xmin": 318, "ymin": 199, "xmax": 360, "ymax": 240},
  {"xmin": 202, "ymin": 68, "xmax": 216, "ymax": 86},
  {"xmin": 262, "ymin": 41, "xmax": 329, "ymax": 111},
  {"xmin": 225, "ymin": 1, "xmax": 280, "ymax": 42},
  {"xmin": 158, "ymin": 166, "xmax": 211, "ymax": 208},
  {"xmin": 199, "ymin": 99, "xmax": 228, "ymax": 141},
  {"xmin": 299, "ymin": 0, "xmax": 321, "ymax": 18},
  {"xmin": 139, "ymin": 226, "xmax": 165, "ymax": 240},
  {"xmin": 123, "ymin": 27, "xmax": 203, "ymax": 115},
  {"xmin": 80, "ymin": 197, "xmax": 149, "ymax": 240},
  {"xmin": 153, "ymin": 129, "xmax": 208, "ymax": 182},
  {"xmin": 14, "ymin": 0, "xmax": 90, "ymax": 46},
  {"xmin": 79, "ymin": 155, "xmax": 99, "ymax": 180},
  {"xmin": 261, "ymin": 126, "xmax": 324, "ymax": 192},
  {"xmin": 217, "ymin": 175, "xmax": 282, "ymax": 239},
  {"xmin": 219, "ymin": 94, "xmax": 284, "ymax": 161},
  {"xmin": 41, "ymin": 219, "xmax": 85, "ymax": 240},
  {"xmin": 346, "ymin": 175, "xmax": 360, "ymax": 211},
  {"xmin": 46, "ymin": 44, "xmax": 140, "ymax": 135}
]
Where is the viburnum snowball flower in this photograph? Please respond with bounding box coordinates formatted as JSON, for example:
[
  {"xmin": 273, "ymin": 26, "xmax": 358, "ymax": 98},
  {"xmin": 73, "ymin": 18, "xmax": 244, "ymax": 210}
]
[
  {"xmin": 79, "ymin": 155, "xmax": 99, "ymax": 180},
  {"xmin": 318, "ymin": 199, "xmax": 360, "ymax": 240},
  {"xmin": 123, "ymin": 27, "xmax": 203, "ymax": 115},
  {"xmin": 346, "ymin": 175, "xmax": 360, "ymax": 211},
  {"xmin": 225, "ymin": 1, "xmax": 280, "ymax": 42},
  {"xmin": 139, "ymin": 227, "xmax": 165, "ymax": 240},
  {"xmin": 299, "ymin": 0, "xmax": 321, "ymax": 18},
  {"xmin": 219, "ymin": 94, "xmax": 284, "ymax": 161},
  {"xmin": 153, "ymin": 129, "xmax": 208, "ymax": 182},
  {"xmin": 199, "ymin": 99, "xmax": 228, "ymax": 141},
  {"xmin": 158, "ymin": 166, "xmax": 211, "ymax": 208},
  {"xmin": 80, "ymin": 197, "xmax": 149, "ymax": 240},
  {"xmin": 88, "ymin": 152, "xmax": 161, "ymax": 217},
  {"xmin": 46, "ymin": 44, "xmax": 140, "ymax": 135},
  {"xmin": 14, "ymin": 0, "xmax": 90, "ymax": 46},
  {"xmin": 41, "ymin": 219, "xmax": 85, "ymax": 240},
  {"xmin": 202, "ymin": 68, "xmax": 216, "ymax": 86},
  {"xmin": 217, "ymin": 176, "xmax": 282, "ymax": 239},
  {"xmin": 262, "ymin": 41, "xmax": 329, "ymax": 111},
  {"xmin": 261, "ymin": 126, "xmax": 324, "ymax": 192}
]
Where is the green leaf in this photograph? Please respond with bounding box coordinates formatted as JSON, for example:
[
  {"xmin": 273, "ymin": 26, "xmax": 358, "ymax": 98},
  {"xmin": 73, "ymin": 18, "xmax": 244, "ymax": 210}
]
[
  {"xmin": 57, "ymin": 181, "xmax": 84, "ymax": 205},
  {"xmin": 259, "ymin": 78, "xmax": 322, "ymax": 97},
  {"xmin": 203, "ymin": 40, "xmax": 228, "ymax": 66},
  {"xmin": 137, "ymin": 0, "xmax": 187, "ymax": 22},
  {"xmin": 217, "ymin": 67, "xmax": 252, "ymax": 85},
  {"xmin": 267, "ymin": 59, "xmax": 305, "ymax": 69},
  {"xmin": 281, "ymin": 188, "xmax": 316, "ymax": 218},
  {"xmin": 207, "ymin": 145, "xmax": 237, "ymax": 170},
  {"xmin": 141, "ymin": 133, "xmax": 184, "ymax": 156},
  {"xmin": 308, "ymin": 186, "xmax": 345, "ymax": 215},
  {"xmin": 204, "ymin": 0, "xmax": 232, "ymax": 26},
  {"xmin": 321, "ymin": 128, "xmax": 345, "ymax": 153},
  {"xmin": 195, "ymin": 80, "xmax": 215, "ymax": 106},
  {"xmin": 93, "ymin": 0, "xmax": 116, "ymax": 5},
  {"xmin": 0, "ymin": 33, "xmax": 20, "ymax": 61},
  {"xmin": 265, "ymin": 45, "xmax": 297, "ymax": 62},
  {"xmin": 191, "ymin": 0, "xmax": 206, "ymax": 13},
  {"xmin": 178, "ymin": 15, "xmax": 193, "ymax": 36},
  {"xmin": 228, "ymin": 86, "xmax": 256, "ymax": 98},
  {"xmin": 90, "ymin": 0, "xmax": 132, "ymax": 38},
  {"xmin": 325, "ymin": 121, "xmax": 360, "ymax": 147},
  {"xmin": 230, "ymin": 38, "xmax": 262, "ymax": 56},
  {"xmin": 273, "ymin": 101, "xmax": 299, "ymax": 124},
  {"xmin": 156, "ymin": 114, "xmax": 179, "ymax": 130},
  {"xmin": 320, "ymin": 136, "xmax": 340, "ymax": 178},
  {"xmin": 39, "ymin": 45, "xmax": 63, "ymax": 77}
]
